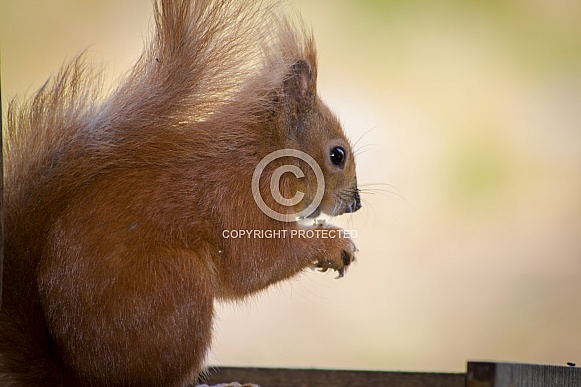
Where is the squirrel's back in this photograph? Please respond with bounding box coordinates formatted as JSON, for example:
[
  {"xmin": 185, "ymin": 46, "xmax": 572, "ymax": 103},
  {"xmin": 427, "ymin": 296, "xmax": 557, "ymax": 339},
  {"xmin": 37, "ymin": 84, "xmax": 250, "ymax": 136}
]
[{"xmin": 2, "ymin": 0, "xmax": 318, "ymax": 385}]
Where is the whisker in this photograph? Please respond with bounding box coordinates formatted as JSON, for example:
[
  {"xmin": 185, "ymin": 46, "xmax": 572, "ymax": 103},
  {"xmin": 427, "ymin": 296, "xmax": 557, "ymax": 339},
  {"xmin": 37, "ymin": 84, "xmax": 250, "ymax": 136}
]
[
  {"xmin": 345, "ymin": 211, "xmax": 355, "ymax": 230},
  {"xmin": 351, "ymin": 127, "xmax": 376, "ymax": 150},
  {"xmin": 359, "ymin": 197, "xmax": 376, "ymax": 227},
  {"xmin": 330, "ymin": 194, "xmax": 342, "ymax": 218},
  {"xmin": 353, "ymin": 146, "xmax": 374, "ymax": 158},
  {"xmin": 342, "ymin": 188, "xmax": 360, "ymax": 196},
  {"xmin": 353, "ymin": 141, "xmax": 374, "ymax": 154},
  {"xmin": 358, "ymin": 185, "xmax": 416, "ymax": 213},
  {"xmin": 359, "ymin": 188, "xmax": 402, "ymax": 199},
  {"xmin": 358, "ymin": 182, "xmax": 403, "ymax": 192}
]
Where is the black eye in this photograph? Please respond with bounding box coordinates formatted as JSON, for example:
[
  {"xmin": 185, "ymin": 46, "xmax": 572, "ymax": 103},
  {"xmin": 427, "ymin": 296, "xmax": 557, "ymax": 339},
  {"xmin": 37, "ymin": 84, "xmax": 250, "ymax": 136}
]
[{"xmin": 330, "ymin": 146, "xmax": 346, "ymax": 167}]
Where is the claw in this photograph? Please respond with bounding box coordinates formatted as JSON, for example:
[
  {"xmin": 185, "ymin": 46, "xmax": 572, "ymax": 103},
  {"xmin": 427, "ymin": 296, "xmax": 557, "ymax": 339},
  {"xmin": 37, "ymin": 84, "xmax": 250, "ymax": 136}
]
[
  {"xmin": 341, "ymin": 250, "xmax": 351, "ymax": 266},
  {"xmin": 335, "ymin": 267, "xmax": 345, "ymax": 279}
]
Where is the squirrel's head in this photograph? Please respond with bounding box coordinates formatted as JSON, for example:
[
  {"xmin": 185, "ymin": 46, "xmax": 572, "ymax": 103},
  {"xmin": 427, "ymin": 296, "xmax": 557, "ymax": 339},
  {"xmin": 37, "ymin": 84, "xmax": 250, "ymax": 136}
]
[{"xmin": 271, "ymin": 59, "xmax": 361, "ymax": 219}]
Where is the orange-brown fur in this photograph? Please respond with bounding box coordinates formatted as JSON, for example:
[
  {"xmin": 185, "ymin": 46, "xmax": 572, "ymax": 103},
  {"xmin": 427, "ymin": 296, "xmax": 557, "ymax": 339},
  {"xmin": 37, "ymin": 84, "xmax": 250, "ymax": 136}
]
[{"xmin": 1, "ymin": 0, "xmax": 360, "ymax": 385}]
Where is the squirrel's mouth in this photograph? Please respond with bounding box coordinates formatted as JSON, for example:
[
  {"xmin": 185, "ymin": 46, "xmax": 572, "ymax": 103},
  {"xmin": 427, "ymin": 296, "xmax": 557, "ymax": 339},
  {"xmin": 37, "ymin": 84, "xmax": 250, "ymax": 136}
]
[
  {"xmin": 298, "ymin": 187, "xmax": 361, "ymax": 222},
  {"xmin": 308, "ymin": 191, "xmax": 362, "ymax": 219},
  {"xmin": 331, "ymin": 187, "xmax": 362, "ymax": 216},
  {"xmin": 304, "ymin": 206, "xmax": 321, "ymax": 219}
]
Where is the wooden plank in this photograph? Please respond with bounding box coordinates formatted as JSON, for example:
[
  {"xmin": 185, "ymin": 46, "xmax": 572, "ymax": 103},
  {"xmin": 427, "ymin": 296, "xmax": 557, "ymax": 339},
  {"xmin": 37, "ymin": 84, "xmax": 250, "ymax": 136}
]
[
  {"xmin": 0, "ymin": 100, "xmax": 3, "ymax": 310},
  {"xmin": 466, "ymin": 361, "xmax": 581, "ymax": 387},
  {"xmin": 200, "ymin": 367, "xmax": 465, "ymax": 387}
]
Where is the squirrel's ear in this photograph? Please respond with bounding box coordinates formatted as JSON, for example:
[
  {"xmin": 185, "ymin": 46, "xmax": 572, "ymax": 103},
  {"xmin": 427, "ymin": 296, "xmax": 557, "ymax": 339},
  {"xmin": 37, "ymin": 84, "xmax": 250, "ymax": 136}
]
[{"xmin": 282, "ymin": 60, "xmax": 316, "ymax": 110}]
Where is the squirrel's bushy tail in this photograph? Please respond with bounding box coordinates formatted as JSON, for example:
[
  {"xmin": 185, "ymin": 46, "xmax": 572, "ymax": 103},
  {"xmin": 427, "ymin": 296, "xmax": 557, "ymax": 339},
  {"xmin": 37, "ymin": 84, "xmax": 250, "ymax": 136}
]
[
  {"xmin": 104, "ymin": 0, "xmax": 283, "ymax": 126},
  {"xmin": 5, "ymin": 0, "xmax": 294, "ymax": 210},
  {"xmin": 1, "ymin": 0, "xmax": 315, "ymax": 385}
]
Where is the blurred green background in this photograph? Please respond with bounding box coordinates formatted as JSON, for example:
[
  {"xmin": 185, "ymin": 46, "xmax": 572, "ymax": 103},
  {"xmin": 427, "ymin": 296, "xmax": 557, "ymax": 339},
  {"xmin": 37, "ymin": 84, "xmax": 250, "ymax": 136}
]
[{"xmin": 2, "ymin": 0, "xmax": 581, "ymax": 373}]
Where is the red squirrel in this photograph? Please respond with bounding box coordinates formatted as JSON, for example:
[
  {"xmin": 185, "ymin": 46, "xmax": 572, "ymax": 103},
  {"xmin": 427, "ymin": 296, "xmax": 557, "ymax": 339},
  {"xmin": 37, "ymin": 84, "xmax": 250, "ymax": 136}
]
[{"xmin": 1, "ymin": 0, "xmax": 361, "ymax": 385}]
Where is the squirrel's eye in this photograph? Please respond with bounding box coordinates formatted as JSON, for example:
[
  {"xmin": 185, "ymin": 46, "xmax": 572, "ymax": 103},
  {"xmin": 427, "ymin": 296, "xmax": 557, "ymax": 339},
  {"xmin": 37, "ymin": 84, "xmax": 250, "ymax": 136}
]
[{"xmin": 330, "ymin": 146, "xmax": 346, "ymax": 167}]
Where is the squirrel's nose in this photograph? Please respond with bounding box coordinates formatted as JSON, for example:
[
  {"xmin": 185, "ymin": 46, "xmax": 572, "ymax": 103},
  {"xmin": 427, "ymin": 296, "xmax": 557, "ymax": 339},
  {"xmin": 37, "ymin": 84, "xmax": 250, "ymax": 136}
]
[{"xmin": 352, "ymin": 188, "xmax": 362, "ymax": 213}]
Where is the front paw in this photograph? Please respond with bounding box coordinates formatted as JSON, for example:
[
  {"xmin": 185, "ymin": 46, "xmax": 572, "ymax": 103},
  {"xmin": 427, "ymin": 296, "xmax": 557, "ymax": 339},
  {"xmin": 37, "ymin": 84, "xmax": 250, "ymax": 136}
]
[{"xmin": 315, "ymin": 238, "xmax": 357, "ymax": 279}]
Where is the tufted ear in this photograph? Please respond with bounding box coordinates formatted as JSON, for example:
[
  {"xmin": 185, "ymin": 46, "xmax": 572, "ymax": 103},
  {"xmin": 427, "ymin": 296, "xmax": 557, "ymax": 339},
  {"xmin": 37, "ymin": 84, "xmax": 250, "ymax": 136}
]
[{"xmin": 282, "ymin": 60, "xmax": 316, "ymax": 110}]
